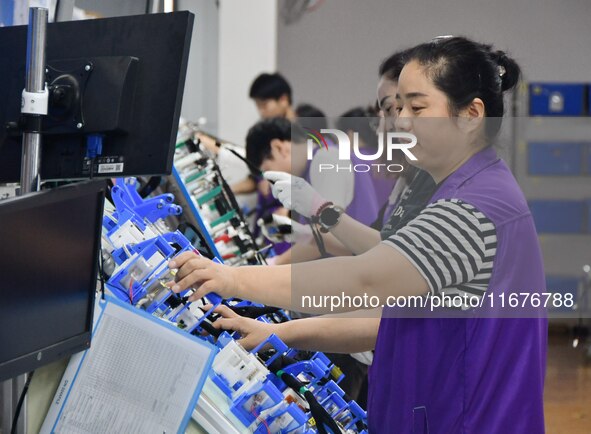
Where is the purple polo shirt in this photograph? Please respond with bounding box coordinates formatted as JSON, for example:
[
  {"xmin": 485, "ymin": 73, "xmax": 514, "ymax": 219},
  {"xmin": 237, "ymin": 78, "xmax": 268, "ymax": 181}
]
[{"xmin": 368, "ymin": 147, "xmax": 547, "ymax": 433}]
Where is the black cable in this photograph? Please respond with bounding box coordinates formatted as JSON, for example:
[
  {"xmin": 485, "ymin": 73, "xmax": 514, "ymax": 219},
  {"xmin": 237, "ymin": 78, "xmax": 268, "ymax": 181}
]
[
  {"xmin": 177, "ymin": 222, "xmax": 216, "ymax": 259},
  {"xmin": 263, "ymin": 351, "xmax": 366, "ymax": 432},
  {"xmin": 138, "ymin": 176, "xmax": 162, "ymax": 198},
  {"xmin": 224, "ymin": 147, "xmax": 264, "ymax": 178},
  {"xmin": 258, "ymin": 353, "xmax": 342, "ymax": 433},
  {"xmin": 275, "ymin": 370, "xmax": 342, "ymax": 434},
  {"xmin": 228, "ymin": 305, "xmax": 282, "ymax": 319},
  {"xmin": 104, "ymin": 178, "xmax": 115, "ymax": 203},
  {"xmin": 189, "ymin": 136, "xmax": 268, "ymax": 264},
  {"xmin": 98, "ymin": 246, "xmax": 106, "ymax": 300},
  {"xmin": 196, "ymin": 318, "xmax": 222, "ymax": 338},
  {"xmin": 310, "ymin": 222, "xmax": 328, "ymax": 258},
  {"xmin": 211, "ymin": 165, "xmax": 267, "ymax": 265},
  {"xmin": 89, "ymin": 157, "xmax": 95, "ymax": 180},
  {"xmin": 10, "ymin": 371, "xmax": 35, "ymax": 434}
]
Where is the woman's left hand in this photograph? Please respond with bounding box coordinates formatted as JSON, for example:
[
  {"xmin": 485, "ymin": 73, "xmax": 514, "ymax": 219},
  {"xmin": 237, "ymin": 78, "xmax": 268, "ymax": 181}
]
[{"xmin": 204, "ymin": 304, "xmax": 276, "ymax": 350}]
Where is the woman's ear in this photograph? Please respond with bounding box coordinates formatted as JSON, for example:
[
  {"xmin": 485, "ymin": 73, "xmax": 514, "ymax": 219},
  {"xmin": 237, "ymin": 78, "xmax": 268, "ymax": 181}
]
[
  {"xmin": 466, "ymin": 97, "xmax": 485, "ymax": 119},
  {"xmin": 457, "ymin": 97, "xmax": 485, "ymax": 133}
]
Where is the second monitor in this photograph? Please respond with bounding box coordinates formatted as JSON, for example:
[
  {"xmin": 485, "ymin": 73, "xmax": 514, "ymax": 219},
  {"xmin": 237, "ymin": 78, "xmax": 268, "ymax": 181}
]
[{"xmin": 0, "ymin": 180, "xmax": 106, "ymax": 381}]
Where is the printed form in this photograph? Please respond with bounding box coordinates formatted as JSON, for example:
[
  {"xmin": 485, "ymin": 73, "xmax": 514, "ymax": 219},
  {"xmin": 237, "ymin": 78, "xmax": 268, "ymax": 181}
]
[{"xmin": 41, "ymin": 298, "xmax": 215, "ymax": 434}]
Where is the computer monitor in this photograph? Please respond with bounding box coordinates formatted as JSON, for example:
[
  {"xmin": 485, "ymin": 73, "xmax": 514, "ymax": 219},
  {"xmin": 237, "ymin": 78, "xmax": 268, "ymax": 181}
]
[
  {"xmin": 0, "ymin": 11, "xmax": 193, "ymax": 181},
  {"xmin": 0, "ymin": 180, "xmax": 106, "ymax": 381}
]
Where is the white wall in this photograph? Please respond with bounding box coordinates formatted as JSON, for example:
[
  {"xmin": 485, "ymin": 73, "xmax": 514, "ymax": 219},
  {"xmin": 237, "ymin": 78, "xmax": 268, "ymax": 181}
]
[
  {"xmin": 277, "ymin": 0, "xmax": 591, "ymax": 117},
  {"xmin": 218, "ymin": 0, "xmax": 277, "ymax": 145},
  {"xmin": 177, "ymin": 0, "xmax": 219, "ymax": 133}
]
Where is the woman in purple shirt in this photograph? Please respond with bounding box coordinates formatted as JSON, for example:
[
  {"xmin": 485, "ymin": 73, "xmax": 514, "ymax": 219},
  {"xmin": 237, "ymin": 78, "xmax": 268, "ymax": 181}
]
[{"xmin": 169, "ymin": 37, "xmax": 547, "ymax": 433}]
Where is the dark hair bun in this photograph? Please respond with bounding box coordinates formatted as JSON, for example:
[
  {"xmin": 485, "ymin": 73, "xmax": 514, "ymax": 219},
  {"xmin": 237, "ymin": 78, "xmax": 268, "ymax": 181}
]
[
  {"xmin": 405, "ymin": 36, "xmax": 522, "ymax": 139},
  {"xmin": 490, "ymin": 50, "xmax": 521, "ymax": 92}
]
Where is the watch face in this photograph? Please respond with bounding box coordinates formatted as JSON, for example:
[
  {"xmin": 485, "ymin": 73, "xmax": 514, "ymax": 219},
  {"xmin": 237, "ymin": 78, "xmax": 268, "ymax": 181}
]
[{"xmin": 320, "ymin": 207, "xmax": 340, "ymax": 226}]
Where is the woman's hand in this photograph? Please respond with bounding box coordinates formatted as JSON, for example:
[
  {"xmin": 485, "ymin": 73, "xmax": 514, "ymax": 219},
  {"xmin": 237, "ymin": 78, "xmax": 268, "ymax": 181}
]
[
  {"xmin": 206, "ymin": 304, "xmax": 277, "ymax": 351},
  {"xmin": 168, "ymin": 252, "xmax": 240, "ymax": 301},
  {"xmin": 264, "ymin": 171, "xmax": 327, "ymax": 218}
]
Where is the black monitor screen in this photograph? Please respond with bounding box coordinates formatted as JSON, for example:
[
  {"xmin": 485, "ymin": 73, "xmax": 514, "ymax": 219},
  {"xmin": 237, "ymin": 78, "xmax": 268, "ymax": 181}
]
[
  {"xmin": 0, "ymin": 181, "xmax": 105, "ymax": 381},
  {"xmin": 0, "ymin": 11, "xmax": 193, "ymax": 181}
]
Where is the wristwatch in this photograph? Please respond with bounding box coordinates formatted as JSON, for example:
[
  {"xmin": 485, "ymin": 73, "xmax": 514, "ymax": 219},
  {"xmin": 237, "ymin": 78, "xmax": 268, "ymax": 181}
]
[{"xmin": 317, "ymin": 204, "xmax": 345, "ymax": 233}]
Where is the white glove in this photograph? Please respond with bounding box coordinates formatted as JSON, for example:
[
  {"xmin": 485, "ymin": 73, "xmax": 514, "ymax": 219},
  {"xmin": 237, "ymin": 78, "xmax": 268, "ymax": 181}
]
[
  {"xmin": 263, "ymin": 171, "xmax": 327, "ymax": 218},
  {"xmin": 350, "ymin": 351, "xmax": 374, "ymax": 366},
  {"xmin": 257, "ymin": 213, "xmax": 313, "ymax": 244}
]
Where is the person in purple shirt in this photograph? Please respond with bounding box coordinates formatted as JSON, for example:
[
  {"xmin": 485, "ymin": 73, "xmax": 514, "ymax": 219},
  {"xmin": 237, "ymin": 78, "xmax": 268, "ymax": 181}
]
[
  {"xmin": 245, "ymin": 116, "xmax": 385, "ymax": 265},
  {"xmin": 169, "ymin": 37, "xmax": 547, "ymax": 433}
]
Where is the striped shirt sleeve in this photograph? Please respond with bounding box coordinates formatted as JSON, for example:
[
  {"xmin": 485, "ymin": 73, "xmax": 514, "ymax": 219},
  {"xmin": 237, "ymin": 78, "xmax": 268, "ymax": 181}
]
[{"xmin": 382, "ymin": 199, "xmax": 497, "ymax": 295}]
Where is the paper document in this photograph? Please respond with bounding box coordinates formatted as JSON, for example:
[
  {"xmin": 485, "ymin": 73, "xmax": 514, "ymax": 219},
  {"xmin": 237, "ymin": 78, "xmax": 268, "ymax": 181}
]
[{"xmin": 41, "ymin": 296, "xmax": 216, "ymax": 434}]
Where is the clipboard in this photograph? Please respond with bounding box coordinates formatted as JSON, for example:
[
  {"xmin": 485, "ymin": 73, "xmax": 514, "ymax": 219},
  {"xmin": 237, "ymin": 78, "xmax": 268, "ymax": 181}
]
[{"xmin": 40, "ymin": 295, "xmax": 217, "ymax": 434}]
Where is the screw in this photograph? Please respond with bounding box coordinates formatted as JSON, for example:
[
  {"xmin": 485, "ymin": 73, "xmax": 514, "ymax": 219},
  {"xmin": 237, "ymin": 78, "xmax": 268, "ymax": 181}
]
[
  {"xmin": 77, "ymin": 123, "xmax": 83, "ymax": 129},
  {"xmin": 85, "ymin": 64, "xmax": 92, "ymax": 71}
]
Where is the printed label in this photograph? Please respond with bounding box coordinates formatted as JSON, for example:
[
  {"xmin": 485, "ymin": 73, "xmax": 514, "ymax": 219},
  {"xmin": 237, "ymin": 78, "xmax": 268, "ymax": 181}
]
[{"xmin": 97, "ymin": 163, "xmax": 124, "ymax": 174}]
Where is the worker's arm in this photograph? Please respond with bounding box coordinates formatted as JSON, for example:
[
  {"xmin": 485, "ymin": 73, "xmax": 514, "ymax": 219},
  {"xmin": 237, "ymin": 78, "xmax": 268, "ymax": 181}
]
[
  {"xmin": 264, "ymin": 171, "xmax": 382, "ymax": 255},
  {"xmin": 275, "ymin": 313, "xmax": 380, "ymax": 353},
  {"xmin": 171, "ymin": 198, "xmax": 489, "ymax": 315},
  {"xmin": 328, "ymin": 214, "xmax": 382, "ymax": 255},
  {"xmin": 169, "ymin": 243, "xmax": 429, "ymax": 314},
  {"xmin": 272, "ymin": 233, "xmax": 353, "ymax": 265},
  {"xmin": 230, "ymin": 176, "xmax": 257, "ymax": 194},
  {"xmin": 210, "ymin": 304, "xmax": 380, "ymax": 353}
]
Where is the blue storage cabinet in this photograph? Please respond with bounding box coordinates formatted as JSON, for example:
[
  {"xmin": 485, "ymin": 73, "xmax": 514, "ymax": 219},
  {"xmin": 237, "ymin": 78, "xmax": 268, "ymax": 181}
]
[
  {"xmin": 529, "ymin": 200, "xmax": 585, "ymax": 233},
  {"xmin": 528, "ymin": 142, "xmax": 584, "ymax": 175},
  {"xmin": 529, "ymin": 83, "xmax": 586, "ymax": 116},
  {"xmin": 545, "ymin": 276, "xmax": 579, "ymax": 312}
]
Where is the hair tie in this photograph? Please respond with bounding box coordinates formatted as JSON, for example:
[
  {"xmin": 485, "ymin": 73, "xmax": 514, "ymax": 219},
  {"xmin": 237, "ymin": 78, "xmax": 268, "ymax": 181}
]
[{"xmin": 431, "ymin": 35, "xmax": 454, "ymax": 43}]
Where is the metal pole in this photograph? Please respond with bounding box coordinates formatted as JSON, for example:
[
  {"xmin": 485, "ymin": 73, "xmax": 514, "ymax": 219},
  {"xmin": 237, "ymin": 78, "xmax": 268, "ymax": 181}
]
[
  {"xmin": 20, "ymin": 7, "xmax": 48, "ymax": 195},
  {"xmin": 1, "ymin": 8, "xmax": 48, "ymax": 434}
]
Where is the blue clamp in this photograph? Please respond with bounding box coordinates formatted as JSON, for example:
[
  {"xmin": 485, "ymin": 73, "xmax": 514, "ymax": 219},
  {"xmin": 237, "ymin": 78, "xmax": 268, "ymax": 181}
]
[
  {"xmin": 251, "ymin": 334, "xmax": 289, "ymax": 368},
  {"xmin": 231, "ymin": 378, "xmax": 284, "ymax": 427},
  {"xmin": 259, "ymin": 403, "xmax": 309, "ymax": 433}
]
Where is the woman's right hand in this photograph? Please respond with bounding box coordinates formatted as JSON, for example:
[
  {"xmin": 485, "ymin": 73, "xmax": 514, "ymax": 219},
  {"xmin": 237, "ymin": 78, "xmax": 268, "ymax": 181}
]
[
  {"xmin": 168, "ymin": 252, "xmax": 239, "ymax": 301},
  {"xmin": 264, "ymin": 171, "xmax": 327, "ymax": 218},
  {"xmin": 206, "ymin": 304, "xmax": 277, "ymax": 350}
]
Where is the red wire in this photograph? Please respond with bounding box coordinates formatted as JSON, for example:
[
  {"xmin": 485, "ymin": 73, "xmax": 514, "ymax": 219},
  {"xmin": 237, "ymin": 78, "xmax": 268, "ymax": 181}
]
[
  {"xmin": 214, "ymin": 234, "xmax": 231, "ymax": 243},
  {"xmin": 251, "ymin": 402, "xmax": 271, "ymax": 434},
  {"xmin": 128, "ymin": 278, "xmax": 134, "ymax": 304}
]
